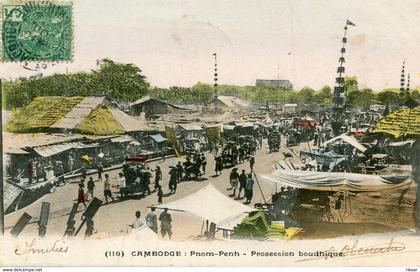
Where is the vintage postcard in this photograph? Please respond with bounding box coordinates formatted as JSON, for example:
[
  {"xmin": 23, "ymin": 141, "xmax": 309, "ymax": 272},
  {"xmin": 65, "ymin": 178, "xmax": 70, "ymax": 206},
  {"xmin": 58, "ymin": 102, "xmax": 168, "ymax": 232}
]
[{"xmin": 0, "ymin": 0, "xmax": 419, "ymax": 268}]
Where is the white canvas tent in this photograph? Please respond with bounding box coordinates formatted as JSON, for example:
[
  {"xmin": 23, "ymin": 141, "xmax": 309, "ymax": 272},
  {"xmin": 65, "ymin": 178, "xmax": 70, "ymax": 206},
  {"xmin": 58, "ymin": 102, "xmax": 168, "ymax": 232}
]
[
  {"xmin": 160, "ymin": 183, "xmax": 255, "ymax": 229},
  {"xmin": 321, "ymin": 133, "xmax": 367, "ymax": 153},
  {"xmin": 260, "ymin": 170, "xmax": 412, "ymax": 192}
]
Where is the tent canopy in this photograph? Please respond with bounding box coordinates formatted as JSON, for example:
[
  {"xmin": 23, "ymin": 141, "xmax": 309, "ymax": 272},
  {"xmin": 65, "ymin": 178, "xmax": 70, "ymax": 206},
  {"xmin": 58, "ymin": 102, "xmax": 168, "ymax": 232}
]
[
  {"xmin": 260, "ymin": 170, "xmax": 412, "ymax": 192},
  {"xmin": 148, "ymin": 134, "xmax": 167, "ymax": 143},
  {"xmin": 110, "ymin": 135, "xmax": 134, "ymax": 143},
  {"xmin": 300, "ymin": 150, "xmax": 347, "ymax": 169},
  {"xmin": 160, "ymin": 183, "xmax": 255, "ymax": 229},
  {"xmin": 321, "ymin": 133, "xmax": 367, "ymax": 153},
  {"xmin": 371, "ymin": 107, "xmax": 420, "ymax": 138}
]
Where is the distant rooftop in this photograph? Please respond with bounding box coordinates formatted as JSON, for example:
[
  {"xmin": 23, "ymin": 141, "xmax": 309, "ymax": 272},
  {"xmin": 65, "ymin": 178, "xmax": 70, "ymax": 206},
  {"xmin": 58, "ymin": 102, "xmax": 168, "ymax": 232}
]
[{"xmin": 256, "ymin": 79, "xmax": 293, "ymax": 89}]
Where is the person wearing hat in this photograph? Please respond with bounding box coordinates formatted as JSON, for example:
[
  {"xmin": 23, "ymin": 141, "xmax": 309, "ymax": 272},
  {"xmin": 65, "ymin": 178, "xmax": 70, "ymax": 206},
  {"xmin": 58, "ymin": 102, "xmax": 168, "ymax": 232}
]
[
  {"xmin": 146, "ymin": 206, "xmax": 158, "ymax": 233},
  {"xmin": 159, "ymin": 208, "xmax": 172, "ymax": 239}
]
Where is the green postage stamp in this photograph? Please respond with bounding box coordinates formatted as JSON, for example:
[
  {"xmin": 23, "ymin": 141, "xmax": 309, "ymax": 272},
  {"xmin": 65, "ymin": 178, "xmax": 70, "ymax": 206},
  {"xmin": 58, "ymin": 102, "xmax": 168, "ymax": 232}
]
[{"xmin": 1, "ymin": 1, "xmax": 72, "ymax": 61}]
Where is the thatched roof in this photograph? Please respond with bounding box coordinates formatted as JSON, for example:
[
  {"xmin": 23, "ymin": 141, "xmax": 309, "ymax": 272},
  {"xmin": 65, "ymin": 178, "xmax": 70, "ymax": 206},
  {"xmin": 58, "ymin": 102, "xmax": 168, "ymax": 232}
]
[
  {"xmin": 6, "ymin": 96, "xmax": 151, "ymax": 135},
  {"xmin": 130, "ymin": 95, "xmax": 186, "ymax": 110},
  {"xmin": 213, "ymin": 95, "xmax": 249, "ymax": 108},
  {"xmin": 371, "ymin": 107, "xmax": 420, "ymax": 138},
  {"xmin": 6, "ymin": 96, "xmax": 84, "ymax": 133}
]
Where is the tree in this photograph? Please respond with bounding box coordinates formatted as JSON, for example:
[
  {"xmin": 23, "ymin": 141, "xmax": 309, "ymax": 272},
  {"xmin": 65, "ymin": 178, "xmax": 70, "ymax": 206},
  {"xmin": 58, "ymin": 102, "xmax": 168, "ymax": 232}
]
[
  {"xmin": 315, "ymin": 86, "xmax": 332, "ymax": 105},
  {"xmin": 358, "ymin": 88, "xmax": 376, "ymax": 110},
  {"xmin": 298, "ymin": 87, "xmax": 315, "ymax": 104},
  {"xmin": 344, "ymin": 76, "xmax": 358, "ymax": 95},
  {"xmin": 2, "ymin": 58, "xmax": 151, "ymax": 108},
  {"xmin": 91, "ymin": 58, "xmax": 149, "ymax": 102},
  {"xmin": 377, "ymin": 90, "xmax": 400, "ymax": 106}
]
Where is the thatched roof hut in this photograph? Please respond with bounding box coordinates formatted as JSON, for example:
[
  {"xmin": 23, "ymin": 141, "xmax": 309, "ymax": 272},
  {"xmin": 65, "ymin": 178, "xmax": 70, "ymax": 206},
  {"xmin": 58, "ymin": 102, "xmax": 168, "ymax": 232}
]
[
  {"xmin": 371, "ymin": 107, "xmax": 420, "ymax": 138},
  {"xmin": 6, "ymin": 96, "xmax": 151, "ymax": 135}
]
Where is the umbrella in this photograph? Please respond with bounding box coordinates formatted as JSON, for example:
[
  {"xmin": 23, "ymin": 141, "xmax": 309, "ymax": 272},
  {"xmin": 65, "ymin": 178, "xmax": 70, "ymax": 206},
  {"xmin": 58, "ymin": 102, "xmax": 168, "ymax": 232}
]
[
  {"xmin": 371, "ymin": 107, "xmax": 420, "ymax": 138},
  {"xmin": 80, "ymin": 155, "xmax": 93, "ymax": 165}
]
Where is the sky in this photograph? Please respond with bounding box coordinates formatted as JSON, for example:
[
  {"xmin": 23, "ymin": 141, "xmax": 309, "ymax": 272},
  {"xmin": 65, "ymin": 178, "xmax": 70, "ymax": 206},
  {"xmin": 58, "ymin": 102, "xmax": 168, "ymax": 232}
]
[{"xmin": 1, "ymin": 0, "xmax": 419, "ymax": 91}]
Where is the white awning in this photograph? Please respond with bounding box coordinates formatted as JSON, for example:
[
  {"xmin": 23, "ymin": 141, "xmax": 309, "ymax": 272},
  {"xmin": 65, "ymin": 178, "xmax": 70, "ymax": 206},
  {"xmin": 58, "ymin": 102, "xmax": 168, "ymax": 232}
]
[
  {"xmin": 33, "ymin": 142, "xmax": 78, "ymax": 157},
  {"xmin": 110, "ymin": 135, "xmax": 134, "ymax": 143},
  {"xmin": 160, "ymin": 184, "xmax": 255, "ymax": 229},
  {"xmin": 321, "ymin": 133, "xmax": 367, "ymax": 153},
  {"xmin": 260, "ymin": 170, "xmax": 412, "ymax": 192}
]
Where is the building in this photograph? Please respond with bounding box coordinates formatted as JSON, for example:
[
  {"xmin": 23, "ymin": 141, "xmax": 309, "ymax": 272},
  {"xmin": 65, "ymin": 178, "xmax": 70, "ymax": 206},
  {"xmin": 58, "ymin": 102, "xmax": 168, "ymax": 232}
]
[
  {"xmin": 208, "ymin": 95, "xmax": 249, "ymax": 112},
  {"xmin": 256, "ymin": 79, "xmax": 293, "ymax": 89},
  {"xmin": 129, "ymin": 96, "xmax": 187, "ymax": 118},
  {"xmin": 281, "ymin": 103, "xmax": 298, "ymax": 113},
  {"xmin": 6, "ymin": 95, "xmax": 151, "ymax": 135}
]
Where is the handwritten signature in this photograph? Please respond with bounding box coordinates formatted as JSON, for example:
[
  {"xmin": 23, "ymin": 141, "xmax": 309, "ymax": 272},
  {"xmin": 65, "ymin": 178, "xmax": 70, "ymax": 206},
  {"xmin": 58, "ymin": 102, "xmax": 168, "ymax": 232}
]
[
  {"xmin": 14, "ymin": 238, "xmax": 69, "ymax": 260},
  {"xmin": 297, "ymin": 238, "xmax": 409, "ymax": 262}
]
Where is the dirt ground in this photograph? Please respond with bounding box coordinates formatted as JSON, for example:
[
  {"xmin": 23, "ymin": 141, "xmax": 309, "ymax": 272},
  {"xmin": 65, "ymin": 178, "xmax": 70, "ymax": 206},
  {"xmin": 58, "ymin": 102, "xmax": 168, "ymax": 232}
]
[{"xmin": 4, "ymin": 139, "xmax": 416, "ymax": 240}]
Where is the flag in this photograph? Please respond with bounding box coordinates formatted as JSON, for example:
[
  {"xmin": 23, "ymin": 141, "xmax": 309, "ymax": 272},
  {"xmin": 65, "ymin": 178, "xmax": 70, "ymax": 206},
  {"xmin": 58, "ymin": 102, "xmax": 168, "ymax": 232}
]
[
  {"xmin": 346, "ymin": 19, "xmax": 356, "ymax": 26},
  {"xmin": 212, "ymin": 53, "xmax": 217, "ymax": 56},
  {"xmin": 165, "ymin": 126, "xmax": 183, "ymax": 157}
]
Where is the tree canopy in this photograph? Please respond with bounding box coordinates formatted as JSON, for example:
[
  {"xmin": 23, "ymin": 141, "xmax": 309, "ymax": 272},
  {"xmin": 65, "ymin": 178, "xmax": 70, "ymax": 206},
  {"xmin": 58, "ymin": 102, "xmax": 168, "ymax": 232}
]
[
  {"xmin": 2, "ymin": 60, "xmax": 420, "ymax": 110},
  {"xmin": 3, "ymin": 58, "xmax": 149, "ymax": 109}
]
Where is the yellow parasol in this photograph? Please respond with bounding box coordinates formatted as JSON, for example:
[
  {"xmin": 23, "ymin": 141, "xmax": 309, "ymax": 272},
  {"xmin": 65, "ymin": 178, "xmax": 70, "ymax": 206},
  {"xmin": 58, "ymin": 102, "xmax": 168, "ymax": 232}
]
[{"xmin": 80, "ymin": 155, "xmax": 93, "ymax": 165}]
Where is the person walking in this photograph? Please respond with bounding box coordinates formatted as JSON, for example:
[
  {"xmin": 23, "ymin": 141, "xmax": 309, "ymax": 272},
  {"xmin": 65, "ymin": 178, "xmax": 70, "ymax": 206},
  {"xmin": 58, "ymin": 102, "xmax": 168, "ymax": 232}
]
[
  {"xmin": 169, "ymin": 167, "xmax": 177, "ymax": 194},
  {"xmin": 146, "ymin": 207, "xmax": 158, "ymax": 233},
  {"xmin": 215, "ymin": 155, "xmax": 223, "ymax": 176},
  {"xmin": 81, "ymin": 166, "xmax": 87, "ymax": 182},
  {"xmin": 201, "ymin": 154, "xmax": 207, "ymax": 174},
  {"xmin": 157, "ymin": 185, "xmax": 163, "ymax": 204},
  {"xmin": 119, "ymin": 172, "xmax": 128, "ymax": 200},
  {"xmin": 249, "ymin": 156, "xmax": 255, "ymax": 172},
  {"xmin": 56, "ymin": 161, "xmax": 65, "ymax": 186},
  {"xmin": 238, "ymin": 169, "xmax": 247, "ymax": 199},
  {"xmin": 87, "ymin": 176, "xmax": 95, "ymax": 200},
  {"xmin": 27, "ymin": 159, "xmax": 33, "ymax": 184},
  {"xmin": 97, "ymin": 162, "xmax": 104, "ymax": 181},
  {"xmin": 68, "ymin": 153, "xmax": 74, "ymax": 173},
  {"xmin": 142, "ymin": 168, "xmax": 152, "ymax": 196},
  {"xmin": 153, "ymin": 166, "xmax": 162, "ymax": 191},
  {"xmin": 77, "ymin": 183, "xmax": 87, "ymax": 209},
  {"xmin": 176, "ymin": 162, "xmax": 183, "ymax": 182},
  {"xmin": 245, "ymin": 173, "xmax": 254, "ymax": 204},
  {"xmin": 104, "ymin": 173, "xmax": 114, "ymax": 204},
  {"xmin": 159, "ymin": 208, "xmax": 172, "ymax": 239},
  {"xmin": 229, "ymin": 168, "xmax": 239, "ymax": 197}
]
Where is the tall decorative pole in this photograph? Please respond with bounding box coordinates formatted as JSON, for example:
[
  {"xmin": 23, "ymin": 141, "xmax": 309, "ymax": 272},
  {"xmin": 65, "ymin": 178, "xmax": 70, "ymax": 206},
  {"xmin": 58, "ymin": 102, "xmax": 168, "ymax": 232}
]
[
  {"xmin": 400, "ymin": 60, "xmax": 406, "ymax": 93},
  {"xmin": 399, "ymin": 60, "xmax": 411, "ymax": 105},
  {"xmin": 406, "ymin": 73, "xmax": 411, "ymax": 92},
  {"xmin": 213, "ymin": 53, "xmax": 218, "ymax": 98},
  {"xmin": 331, "ymin": 19, "xmax": 356, "ymax": 135}
]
